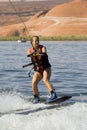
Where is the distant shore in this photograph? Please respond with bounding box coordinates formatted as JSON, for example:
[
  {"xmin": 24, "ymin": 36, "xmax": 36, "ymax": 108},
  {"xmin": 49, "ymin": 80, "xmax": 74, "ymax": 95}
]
[
  {"xmin": 0, "ymin": 0, "xmax": 72, "ymax": 26},
  {"xmin": 0, "ymin": 0, "xmax": 87, "ymax": 39},
  {"xmin": 0, "ymin": 35, "xmax": 87, "ymax": 41}
]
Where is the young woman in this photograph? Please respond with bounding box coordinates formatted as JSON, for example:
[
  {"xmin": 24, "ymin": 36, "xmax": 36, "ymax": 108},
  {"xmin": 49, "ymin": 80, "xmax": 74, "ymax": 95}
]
[{"xmin": 27, "ymin": 36, "xmax": 57, "ymax": 103}]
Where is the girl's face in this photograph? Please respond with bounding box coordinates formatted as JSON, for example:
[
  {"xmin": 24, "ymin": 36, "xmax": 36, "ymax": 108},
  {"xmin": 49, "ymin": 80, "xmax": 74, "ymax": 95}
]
[{"xmin": 32, "ymin": 37, "xmax": 39, "ymax": 48}]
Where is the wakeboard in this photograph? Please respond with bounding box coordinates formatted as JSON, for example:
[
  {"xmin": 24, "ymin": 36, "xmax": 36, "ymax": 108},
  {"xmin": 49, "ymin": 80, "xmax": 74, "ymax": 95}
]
[{"xmin": 45, "ymin": 96, "xmax": 72, "ymax": 104}]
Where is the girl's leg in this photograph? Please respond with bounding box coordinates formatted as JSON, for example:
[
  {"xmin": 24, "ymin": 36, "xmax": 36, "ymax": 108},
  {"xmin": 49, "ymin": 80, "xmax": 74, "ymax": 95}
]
[
  {"xmin": 42, "ymin": 67, "xmax": 54, "ymax": 92},
  {"xmin": 32, "ymin": 71, "xmax": 42, "ymax": 96},
  {"xmin": 43, "ymin": 67, "xmax": 58, "ymax": 102}
]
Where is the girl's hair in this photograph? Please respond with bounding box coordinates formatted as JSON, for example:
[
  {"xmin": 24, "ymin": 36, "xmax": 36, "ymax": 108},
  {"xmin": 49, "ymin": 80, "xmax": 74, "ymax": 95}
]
[{"xmin": 31, "ymin": 36, "xmax": 39, "ymax": 44}]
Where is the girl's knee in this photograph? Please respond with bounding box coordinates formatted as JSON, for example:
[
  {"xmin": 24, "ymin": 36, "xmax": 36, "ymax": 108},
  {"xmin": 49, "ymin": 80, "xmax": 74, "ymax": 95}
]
[
  {"xmin": 32, "ymin": 80, "xmax": 37, "ymax": 86},
  {"xmin": 43, "ymin": 78, "xmax": 48, "ymax": 84}
]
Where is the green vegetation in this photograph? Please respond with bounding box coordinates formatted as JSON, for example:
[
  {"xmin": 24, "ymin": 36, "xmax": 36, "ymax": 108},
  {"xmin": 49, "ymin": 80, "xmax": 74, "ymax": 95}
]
[
  {"xmin": 39, "ymin": 35, "xmax": 87, "ymax": 41},
  {"xmin": 0, "ymin": 36, "xmax": 30, "ymax": 41},
  {"xmin": 0, "ymin": 35, "xmax": 87, "ymax": 41},
  {"xmin": 0, "ymin": 36, "xmax": 20, "ymax": 41}
]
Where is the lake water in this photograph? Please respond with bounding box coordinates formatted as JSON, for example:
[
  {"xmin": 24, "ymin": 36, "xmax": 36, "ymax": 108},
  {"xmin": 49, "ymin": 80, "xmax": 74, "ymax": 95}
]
[{"xmin": 0, "ymin": 41, "xmax": 87, "ymax": 130}]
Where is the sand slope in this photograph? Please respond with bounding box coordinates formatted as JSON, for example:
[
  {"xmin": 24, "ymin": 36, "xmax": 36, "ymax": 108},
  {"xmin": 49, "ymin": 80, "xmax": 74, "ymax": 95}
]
[{"xmin": 0, "ymin": 0, "xmax": 87, "ymax": 36}]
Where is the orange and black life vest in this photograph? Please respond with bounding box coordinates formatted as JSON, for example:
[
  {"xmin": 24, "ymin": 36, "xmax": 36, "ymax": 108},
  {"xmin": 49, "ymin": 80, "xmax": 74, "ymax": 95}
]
[{"xmin": 29, "ymin": 45, "xmax": 51, "ymax": 73}]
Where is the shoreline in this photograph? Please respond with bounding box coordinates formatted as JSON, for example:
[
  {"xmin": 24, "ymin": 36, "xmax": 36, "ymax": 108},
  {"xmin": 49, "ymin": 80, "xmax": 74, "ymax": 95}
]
[{"xmin": 0, "ymin": 35, "xmax": 87, "ymax": 41}]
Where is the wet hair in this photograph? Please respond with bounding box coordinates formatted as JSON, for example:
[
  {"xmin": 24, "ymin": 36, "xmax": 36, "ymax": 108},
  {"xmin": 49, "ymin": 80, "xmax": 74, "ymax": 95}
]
[{"xmin": 30, "ymin": 36, "xmax": 39, "ymax": 45}]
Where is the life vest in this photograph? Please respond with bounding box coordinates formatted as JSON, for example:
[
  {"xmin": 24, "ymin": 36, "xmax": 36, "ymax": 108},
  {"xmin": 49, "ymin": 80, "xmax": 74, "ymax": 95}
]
[{"xmin": 29, "ymin": 45, "xmax": 51, "ymax": 74}]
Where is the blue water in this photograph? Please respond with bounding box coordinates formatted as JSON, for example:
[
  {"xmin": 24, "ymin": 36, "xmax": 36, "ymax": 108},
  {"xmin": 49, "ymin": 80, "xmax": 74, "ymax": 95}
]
[{"xmin": 0, "ymin": 41, "xmax": 87, "ymax": 130}]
